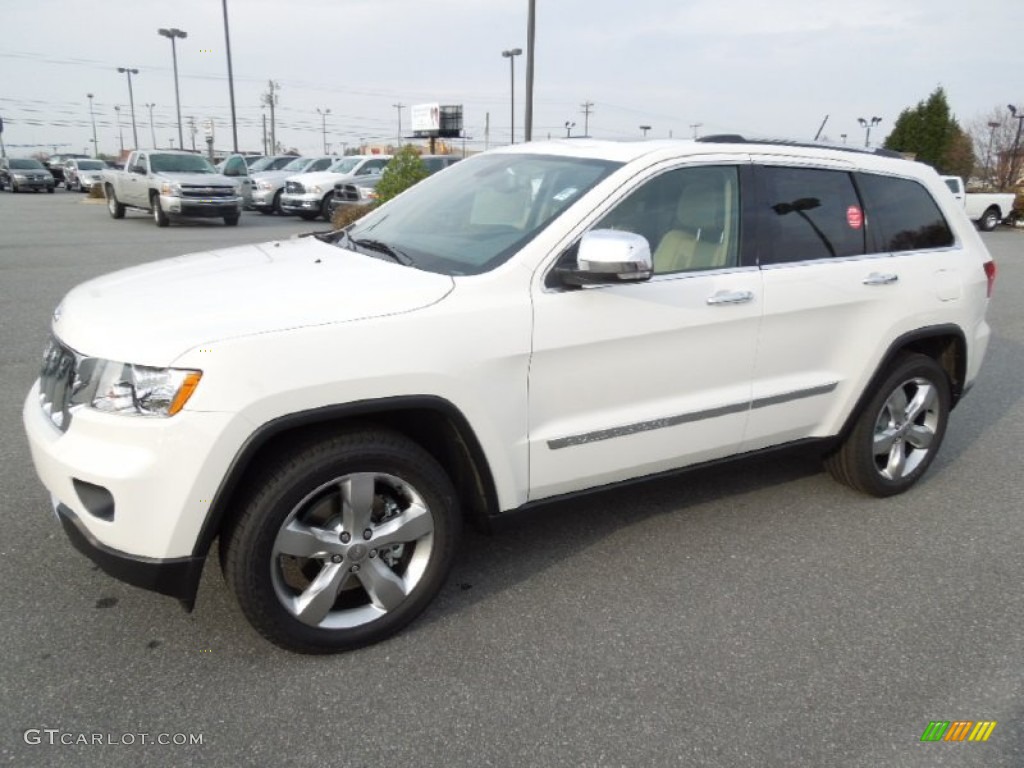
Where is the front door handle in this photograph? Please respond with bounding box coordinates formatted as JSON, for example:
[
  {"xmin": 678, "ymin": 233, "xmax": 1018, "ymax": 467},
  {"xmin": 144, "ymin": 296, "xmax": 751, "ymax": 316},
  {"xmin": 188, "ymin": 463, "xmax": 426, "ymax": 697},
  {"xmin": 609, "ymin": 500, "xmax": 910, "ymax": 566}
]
[
  {"xmin": 706, "ymin": 290, "xmax": 754, "ymax": 306},
  {"xmin": 863, "ymin": 272, "xmax": 899, "ymax": 286}
]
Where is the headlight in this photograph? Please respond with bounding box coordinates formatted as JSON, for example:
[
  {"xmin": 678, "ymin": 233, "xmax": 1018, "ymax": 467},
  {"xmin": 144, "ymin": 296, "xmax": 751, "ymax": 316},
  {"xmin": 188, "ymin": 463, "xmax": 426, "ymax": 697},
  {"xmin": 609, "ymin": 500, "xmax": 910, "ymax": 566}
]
[
  {"xmin": 359, "ymin": 187, "xmax": 379, "ymax": 201},
  {"xmin": 88, "ymin": 360, "xmax": 201, "ymax": 417},
  {"xmin": 161, "ymin": 181, "xmax": 182, "ymax": 196},
  {"xmin": 256, "ymin": 180, "xmax": 274, "ymax": 190},
  {"xmin": 310, "ymin": 184, "xmax": 324, "ymax": 194},
  {"xmin": 13, "ymin": 173, "xmax": 28, "ymax": 180}
]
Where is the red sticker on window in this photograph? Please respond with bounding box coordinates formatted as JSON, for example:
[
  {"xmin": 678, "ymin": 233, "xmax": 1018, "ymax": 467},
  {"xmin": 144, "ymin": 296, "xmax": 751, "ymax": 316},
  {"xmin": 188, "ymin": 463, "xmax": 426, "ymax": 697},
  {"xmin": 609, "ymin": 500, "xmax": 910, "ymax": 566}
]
[{"xmin": 847, "ymin": 205, "xmax": 863, "ymax": 229}]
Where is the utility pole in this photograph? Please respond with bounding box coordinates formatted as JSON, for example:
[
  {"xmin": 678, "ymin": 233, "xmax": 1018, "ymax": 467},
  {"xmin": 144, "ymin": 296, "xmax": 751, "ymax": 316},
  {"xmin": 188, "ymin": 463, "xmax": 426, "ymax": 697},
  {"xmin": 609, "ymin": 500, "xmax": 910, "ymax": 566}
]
[
  {"xmin": 317, "ymin": 107, "xmax": 331, "ymax": 154},
  {"xmin": 393, "ymin": 103, "xmax": 404, "ymax": 148},
  {"xmin": 114, "ymin": 105, "xmax": 124, "ymax": 153},
  {"xmin": 689, "ymin": 122, "xmax": 703, "ymax": 139},
  {"xmin": 117, "ymin": 67, "xmax": 140, "ymax": 149},
  {"xmin": 262, "ymin": 112, "xmax": 267, "ymax": 155},
  {"xmin": 221, "ymin": 0, "xmax": 239, "ymax": 152},
  {"xmin": 188, "ymin": 115, "xmax": 197, "ymax": 152},
  {"xmin": 639, "ymin": 125, "xmax": 651, "ymax": 137},
  {"xmin": 262, "ymin": 81, "xmax": 279, "ymax": 155},
  {"xmin": 145, "ymin": 103, "xmax": 157, "ymax": 147},
  {"xmin": 580, "ymin": 101, "xmax": 593, "ymax": 137},
  {"xmin": 485, "ymin": 112, "xmax": 490, "ymax": 150},
  {"xmin": 87, "ymin": 94, "xmax": 98, "ymax": 158},
  {"xmin": 524, "ymin": 0, "xmax": 535, "ymax": 142}
]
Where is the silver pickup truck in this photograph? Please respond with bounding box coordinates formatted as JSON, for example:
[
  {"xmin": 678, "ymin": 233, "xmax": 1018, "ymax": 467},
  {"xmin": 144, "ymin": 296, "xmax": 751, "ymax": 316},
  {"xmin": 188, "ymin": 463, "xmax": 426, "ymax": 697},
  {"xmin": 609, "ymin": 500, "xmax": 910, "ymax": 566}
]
[{"xmin": 103, "ymin": 150, "xmax": 244, "ymax": 227}]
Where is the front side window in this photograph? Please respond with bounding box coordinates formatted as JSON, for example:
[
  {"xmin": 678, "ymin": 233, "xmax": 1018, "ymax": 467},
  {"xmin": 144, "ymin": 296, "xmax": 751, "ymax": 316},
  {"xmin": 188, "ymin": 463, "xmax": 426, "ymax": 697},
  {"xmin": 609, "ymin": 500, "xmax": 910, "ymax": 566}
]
[
  {"xmin": 758, "ymin": 166, "xmax": 865, "ymax": 264},
  {"xmin": 344, "ymin": 153, "xmax": 621, "ymax": 275},
  {"xmin": 857, "ymin": 173, "xmax": 954, "ymax": 252},
  {"xmin": 309, "ymin": 158, "xmax": 333, "ymax": 172},
  {"xmin": 329, "ymin": 158, "xmax": 360, "ymax": 174},
  {"xmin": 149, "ymin": 154, "xmax": 215, "ymax": 174},
  {"xmin": 594, "ymin": 165, "xmax": 740, "ymax": 274}
]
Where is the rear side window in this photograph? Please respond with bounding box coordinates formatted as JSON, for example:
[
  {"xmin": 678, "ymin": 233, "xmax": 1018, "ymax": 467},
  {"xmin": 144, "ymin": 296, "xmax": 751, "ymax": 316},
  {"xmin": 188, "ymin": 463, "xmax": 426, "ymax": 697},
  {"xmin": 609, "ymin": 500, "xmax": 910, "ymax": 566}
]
[
  {"xmin": 757, "ymin": 166, "xmax": 866, "ymax": 264},
  {"xmin": 857, "ymin": 173, "xmax": 954, "ymax": 252}
]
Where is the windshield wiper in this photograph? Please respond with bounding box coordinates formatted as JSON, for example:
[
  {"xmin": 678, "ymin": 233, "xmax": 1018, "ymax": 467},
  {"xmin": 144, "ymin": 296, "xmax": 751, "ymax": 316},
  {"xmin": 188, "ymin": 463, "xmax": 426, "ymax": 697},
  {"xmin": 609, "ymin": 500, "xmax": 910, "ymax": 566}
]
[{"xmin": 348, "ymin": 236, "xmax": 415, "ymax": 267}]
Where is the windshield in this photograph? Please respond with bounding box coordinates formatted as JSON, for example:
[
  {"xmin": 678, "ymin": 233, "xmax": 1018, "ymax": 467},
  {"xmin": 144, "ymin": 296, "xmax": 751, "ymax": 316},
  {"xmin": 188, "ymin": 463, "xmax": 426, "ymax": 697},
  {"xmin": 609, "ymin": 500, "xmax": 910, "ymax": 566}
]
[
  {"xmin": 250, "ymin": 156, "xmax": 295, "ymax": 172},
  {"xmin": 11, "ymin": 159, "xmax": 45, "ymax": 170},
  {"xmin": 344, "ymin": 153, "xmax": 621, "ymax": 275},
  {"xmin": 282, "ymin": 157, "xmax": 312, "ymax": 172},
  {"xmin": 76, "ymin": 160, "xmax": 106, "ymax": 170},
  {"xmin": 328, "ymin": 158, "xmax": 360, "ymax": 174},
  {"xmin": 150, "ymin": 154, "xmax": 216, "ymax": 174}
]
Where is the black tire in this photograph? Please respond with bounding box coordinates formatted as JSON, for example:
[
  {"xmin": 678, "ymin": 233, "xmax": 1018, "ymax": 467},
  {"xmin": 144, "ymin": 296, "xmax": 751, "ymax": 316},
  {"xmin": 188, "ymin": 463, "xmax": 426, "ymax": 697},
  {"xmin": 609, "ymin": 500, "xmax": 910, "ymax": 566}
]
[
  {"xmin": 152, "ymin": 193, "xmax": 169, "ymax": 227},
  {"xmin": 978, "ymin": 207, "xmax": 1000, "ymax": 232},
  {"xmin": 221, "ymin": 428, "xmax": 461, "ymax": 653},
  {"xmin": 106, "ymin": 185, "xmax": 125, "ymax": 218},
  {"xmin": 825, "ymin": 353, "xmax": 951, "ymax": 497},
  {"xmin": 271, "ymin": 189, "xmax": 283, "ymax": 214},
  {"xmin": 320, "ymin": 194, "xmax": 333, "ymax": 221},
  {"xmin": 11, "ymin": 180, "xmax": 19, "ymax": 193},
  {"xmin": 65, "ymin": 177, "xmax": 76, "ymax": 192},
  {"xmin": 258, "ymin": 207, "xmax": 273, "ymax": 215},
  {"xmin": 224, "ymin": 214, "xmax": 240, "ymax": 226},
  {"xmin": 297, "ymin": 211, "xmax": 319, "ymax": 221},
  {"xmin": 47, "ymin": 186, "xmax": 55, "ymax": 194}
]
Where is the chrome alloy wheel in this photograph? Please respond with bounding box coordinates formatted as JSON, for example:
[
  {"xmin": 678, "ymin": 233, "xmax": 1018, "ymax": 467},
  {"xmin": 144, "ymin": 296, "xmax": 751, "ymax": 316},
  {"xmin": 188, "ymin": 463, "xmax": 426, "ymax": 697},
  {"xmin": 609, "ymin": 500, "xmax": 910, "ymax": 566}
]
[
  {"xmin": 270, "ymin": 472, "xmax": 435, "ymax": 630},
  {"xmin": 872, "ymin": 376, "xmax": 940, "ymax": 481}
]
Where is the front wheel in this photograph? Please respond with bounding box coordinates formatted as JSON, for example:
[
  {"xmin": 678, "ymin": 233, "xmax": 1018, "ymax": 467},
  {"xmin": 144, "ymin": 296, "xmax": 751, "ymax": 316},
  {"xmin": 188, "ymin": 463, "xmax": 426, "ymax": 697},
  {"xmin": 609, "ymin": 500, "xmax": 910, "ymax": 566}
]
[
  {"xmin": 106, "ymin": 186, "xmax": 125, "ymax": 218},
  {"xmin": 221, "ymin": 429, "xmax": 461, "ymax": 653},
  {"xmin": 152, "ymin": 194, "xmax": 169, "ymax": 227},
  {"xmin": 978, "ymin": 207, "xmax": 1000, "ymax": 232},
  {"xmin": 224, "ymin": 214, "xmax": 240, "ymax": 226},
  {"xmin": 825, "ymin": 354, "xmax": 950, "ymax": 496}
]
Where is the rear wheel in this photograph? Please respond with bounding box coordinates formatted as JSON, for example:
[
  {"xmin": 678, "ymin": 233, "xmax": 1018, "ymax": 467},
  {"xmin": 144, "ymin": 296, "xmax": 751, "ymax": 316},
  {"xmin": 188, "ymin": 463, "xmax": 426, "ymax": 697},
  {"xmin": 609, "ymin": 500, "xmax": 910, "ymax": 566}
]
[
  {"xmin": 221, "ymin": 428, "xmax": 461, "ymax": 653},
  {"xmin": 320, "ymin": 194, "xmax": 333, "ymax": 221},
  {"xmin": 978, "ymin": 207, "xmax": 1000, "ymax": 232},
  {"xmin": 825, "ymin": 353, "xmax": 950, "ymax": 497},
  {"xmin": 271, "ymin": 189, "xmax": 283, "ymax": 214},
  {"xmin": 106, "ymin": 186, "xmax": 125, "ymax": 218}
]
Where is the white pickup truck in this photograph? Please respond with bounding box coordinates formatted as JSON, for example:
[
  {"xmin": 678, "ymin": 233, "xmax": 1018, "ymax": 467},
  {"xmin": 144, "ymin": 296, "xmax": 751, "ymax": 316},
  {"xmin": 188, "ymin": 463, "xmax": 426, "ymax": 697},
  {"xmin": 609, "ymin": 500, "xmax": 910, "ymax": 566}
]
[
  {"xmin": 942, "ymin": 176, "xmax": 1016, "ymax": 231},
  {"xmin": 103, "ymin": 150, "xmax": 244, "ymax": 227}
]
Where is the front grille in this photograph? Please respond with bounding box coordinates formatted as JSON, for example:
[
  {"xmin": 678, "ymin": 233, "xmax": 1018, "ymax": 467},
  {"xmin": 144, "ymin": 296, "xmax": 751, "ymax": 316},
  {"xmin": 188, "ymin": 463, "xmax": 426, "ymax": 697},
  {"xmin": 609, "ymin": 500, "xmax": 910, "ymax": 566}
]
[
  {"xmin": 334, "ymin": 184, "xmax": 360, "ymax": 202},
  {"xmin": 180, "ymin": 186, "xmax": 234, "ymax": 199},
  {"xmin": 38, "ymin": 337, "xmax": 81, "ymax": 432},
  {"xmin": 285, "ymin": 181, "xmax": 305, "ymax": 194}
]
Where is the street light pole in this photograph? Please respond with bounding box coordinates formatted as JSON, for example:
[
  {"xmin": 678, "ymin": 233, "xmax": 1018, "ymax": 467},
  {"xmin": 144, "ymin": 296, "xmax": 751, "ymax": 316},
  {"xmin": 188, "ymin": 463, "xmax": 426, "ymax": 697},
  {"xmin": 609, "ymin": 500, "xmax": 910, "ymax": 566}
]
[
  {"xmin": 114, "ymin": 105, "xmax": 124, "ymax": 153},
  {"xmin": 221, "ymin": 0, "xmax": 239, "ymax": 152},
  {"xmin": 501, "ymin": 48, "xmax": 522, "ymax": 144},
  {"xmin": 145, "ymin": 103, "xmax": 156, "ymax": 147},
  {"xmin": 158, "ymin": 28, "xmax": 187, "ymax": 151},
  {"xmin": 639, "ymin": 125, "xmax": 651, "ymax": 137},
  {"xmin": 392, "ymin": 103, "xmax": 404, "ymax": 148},
  {"xmin": 117, "ymin": 67, "xmax": 140, "ymax": 149},
  {"xmin": 524, "ymin": 0, "xmax": 535, "ymax": 142},
  {"xmin": 1006, "ymin": 105, "xmax": 1024, "ymax": 191},
  {"xmin": 87, "ymin": 93, "xmax": 98, "ymax": 157},
  {"xmin": 317, "ymin": 107, "xmax": 331, "ymax": 154},
  {"xmin": 857, "ymin": 116, "xmax": 882, "ymax": 148}
]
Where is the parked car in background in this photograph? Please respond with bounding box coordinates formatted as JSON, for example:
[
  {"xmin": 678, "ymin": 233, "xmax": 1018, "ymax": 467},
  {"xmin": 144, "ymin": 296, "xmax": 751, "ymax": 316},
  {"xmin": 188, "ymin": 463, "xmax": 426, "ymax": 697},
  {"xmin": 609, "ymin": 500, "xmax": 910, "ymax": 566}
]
[
  {"xmin": 216, "ymin": 154, "xmax": 253, "ymax": 207},
  {"xmin": 63, "ymin": 158, "xmax": 108, "ymax": 192},
  {"xmin": 249, "ymin": 155, "xmax": 334, "ymax": 215},
  {"xmin": 326, "ymin": 154, "xmax": 462, "ymax": 219},
  {"xmin": 103, "ymin": 149, "xmax": 243, "ymax": 227},
  {"xmin": 0, "ymin": 158, "xmax": 56, "ymax": 193},
  {"xmin": 247, "ymin": 155, "xmax": 297, "ymax": 173},
  {"xmin": 46, "ymin": 153, "xmax": 89, "ymax": 187},
  {"xmin": 941, "ymin": 176, "xmax": 1016, "ymax": 231},
  {"xmin": 280, "ymin": 155, "xmax": 391, "ymax": 220}
]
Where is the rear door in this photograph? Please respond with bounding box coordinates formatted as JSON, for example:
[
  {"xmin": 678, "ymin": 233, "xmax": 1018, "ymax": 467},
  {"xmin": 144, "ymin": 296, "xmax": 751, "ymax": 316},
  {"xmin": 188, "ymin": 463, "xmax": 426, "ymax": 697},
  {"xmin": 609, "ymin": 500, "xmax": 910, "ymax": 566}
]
[{"xmin": 742, "ymin": 160, "xmax": 958, "ymax": 450}]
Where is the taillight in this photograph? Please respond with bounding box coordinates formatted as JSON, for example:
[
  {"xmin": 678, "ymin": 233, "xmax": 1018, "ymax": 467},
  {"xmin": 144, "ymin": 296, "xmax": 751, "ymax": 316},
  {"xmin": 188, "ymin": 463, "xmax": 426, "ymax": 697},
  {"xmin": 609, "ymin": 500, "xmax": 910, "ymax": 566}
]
[{"xmin": 984, "ymin": 261, "xmax": 996, "ymax": 298}]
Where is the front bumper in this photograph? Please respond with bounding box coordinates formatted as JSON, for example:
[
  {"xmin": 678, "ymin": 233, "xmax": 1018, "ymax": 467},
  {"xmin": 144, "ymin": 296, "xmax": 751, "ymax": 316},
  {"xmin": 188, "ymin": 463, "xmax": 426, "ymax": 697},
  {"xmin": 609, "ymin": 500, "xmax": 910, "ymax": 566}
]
[
  {"xmin": 280, "ymin": 193, "xmax": 323, "ymax": 215},
  {"xmin": 13, "ymin": 176, "xmax": 54, "ymax": 191},
  {"xmin": 159, "ymin": 194, "xmax": 242, "ymax": 218},
  {"xmin": 56, "ymin": 503, "xmax": 206, "ymax": 607},
  {"xmin": 248, "ymin": 187, "xmax": 280, "ymax": 211}
]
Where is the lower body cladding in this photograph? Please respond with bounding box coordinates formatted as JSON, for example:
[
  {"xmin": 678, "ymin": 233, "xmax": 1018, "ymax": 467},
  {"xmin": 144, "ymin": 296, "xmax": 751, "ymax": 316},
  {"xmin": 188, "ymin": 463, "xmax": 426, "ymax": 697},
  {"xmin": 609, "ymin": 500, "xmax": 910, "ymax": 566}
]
[
  {"xmin": 160, "ymin": 194, "xmax": 242, "ymax": 218},
  {"xmin": 22, "ymin": 383, "xmax": 241, "ymax": 607}
]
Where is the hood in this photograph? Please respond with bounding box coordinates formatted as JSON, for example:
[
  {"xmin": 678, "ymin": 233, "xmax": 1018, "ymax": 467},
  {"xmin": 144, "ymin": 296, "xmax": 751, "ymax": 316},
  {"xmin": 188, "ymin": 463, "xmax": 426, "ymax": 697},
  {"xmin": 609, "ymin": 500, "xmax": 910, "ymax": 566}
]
[
  {"xmin": 252, "ymin": 169, "xmax": 304, "ymax": 182},
  {"xmin": 294, "ymin": 170, "xmax": 356, "ymax": 188},
  {"xmin": 53, "ymin": 237, "xmax": 455, "ymax": 366}
]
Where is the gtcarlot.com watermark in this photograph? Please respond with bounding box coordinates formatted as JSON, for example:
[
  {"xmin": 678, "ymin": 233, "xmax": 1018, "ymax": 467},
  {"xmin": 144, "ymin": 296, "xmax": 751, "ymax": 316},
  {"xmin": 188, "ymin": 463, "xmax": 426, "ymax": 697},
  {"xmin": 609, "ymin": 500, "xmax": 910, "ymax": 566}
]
[{"xmin": 24, "ymin": 729, "xmax": 203, "ymax": 746}]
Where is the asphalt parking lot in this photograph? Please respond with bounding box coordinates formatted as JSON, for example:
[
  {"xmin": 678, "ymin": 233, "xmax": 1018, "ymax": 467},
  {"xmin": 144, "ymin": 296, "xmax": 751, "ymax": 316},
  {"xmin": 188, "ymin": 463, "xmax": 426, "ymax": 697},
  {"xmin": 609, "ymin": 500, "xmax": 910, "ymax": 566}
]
[{"xmin": 2, "ymin": 191, "xmax": 1022, "ymax": 767}]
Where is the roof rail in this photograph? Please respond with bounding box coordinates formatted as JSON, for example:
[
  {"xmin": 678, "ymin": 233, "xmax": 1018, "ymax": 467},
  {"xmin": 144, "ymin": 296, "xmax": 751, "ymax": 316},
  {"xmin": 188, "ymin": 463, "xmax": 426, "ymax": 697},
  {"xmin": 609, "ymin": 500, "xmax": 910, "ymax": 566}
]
[{"xmin": 696, "ymin": 134, "xmax": 903, "ymax": 159}]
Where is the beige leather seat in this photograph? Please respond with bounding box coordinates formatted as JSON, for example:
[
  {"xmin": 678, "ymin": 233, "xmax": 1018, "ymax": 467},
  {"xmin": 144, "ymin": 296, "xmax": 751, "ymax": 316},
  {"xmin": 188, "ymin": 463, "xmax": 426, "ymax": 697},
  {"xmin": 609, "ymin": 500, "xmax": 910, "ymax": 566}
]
[{"xmin": 653, "ymin": 174, "xmax": 734, "ymax": 273}]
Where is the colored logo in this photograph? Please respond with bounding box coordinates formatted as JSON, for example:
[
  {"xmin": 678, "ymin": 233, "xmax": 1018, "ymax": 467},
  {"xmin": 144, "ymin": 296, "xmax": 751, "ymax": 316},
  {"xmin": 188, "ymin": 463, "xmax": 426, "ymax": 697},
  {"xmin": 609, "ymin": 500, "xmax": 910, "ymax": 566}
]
[{"xmin": 921, "ymin": 720, "xmax": 997, "ymax": 742}]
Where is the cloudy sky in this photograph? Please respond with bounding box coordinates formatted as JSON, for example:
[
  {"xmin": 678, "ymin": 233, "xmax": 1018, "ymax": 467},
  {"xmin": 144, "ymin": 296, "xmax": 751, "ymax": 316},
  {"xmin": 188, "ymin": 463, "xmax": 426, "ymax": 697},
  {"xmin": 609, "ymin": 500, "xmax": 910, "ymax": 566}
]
[{"xmin": 2, "ymin": 0, "xmax": 1021, "ymax": 157}]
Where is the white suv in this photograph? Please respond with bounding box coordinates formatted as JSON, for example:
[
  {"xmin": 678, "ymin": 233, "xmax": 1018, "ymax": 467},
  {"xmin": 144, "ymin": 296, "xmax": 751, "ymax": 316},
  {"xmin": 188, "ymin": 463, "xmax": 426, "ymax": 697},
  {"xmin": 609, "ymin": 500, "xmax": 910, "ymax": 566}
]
[{"xmin": 23, "ymin": 137, "xmax": 995, "ymax": 653}]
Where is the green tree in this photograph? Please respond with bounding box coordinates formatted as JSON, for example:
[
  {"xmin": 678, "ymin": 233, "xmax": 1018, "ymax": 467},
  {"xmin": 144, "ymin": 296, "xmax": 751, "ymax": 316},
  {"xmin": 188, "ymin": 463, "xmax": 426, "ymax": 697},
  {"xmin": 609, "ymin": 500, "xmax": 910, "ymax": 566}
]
[
  {"xmin": 375, "ymin": 145, "xmax": 429, "ymax": 204},
  {"xmin": 884, "ymin": 87, "xmax": 975, "ymax": 176}
]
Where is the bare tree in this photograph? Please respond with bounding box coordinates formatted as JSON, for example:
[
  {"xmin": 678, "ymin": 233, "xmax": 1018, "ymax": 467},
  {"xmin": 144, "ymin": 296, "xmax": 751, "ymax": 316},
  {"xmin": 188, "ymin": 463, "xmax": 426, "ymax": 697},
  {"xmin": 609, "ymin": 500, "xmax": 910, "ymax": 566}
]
[{"xmin": 966, "ymin": 105, "xmax": 1021, "ymax": 191}]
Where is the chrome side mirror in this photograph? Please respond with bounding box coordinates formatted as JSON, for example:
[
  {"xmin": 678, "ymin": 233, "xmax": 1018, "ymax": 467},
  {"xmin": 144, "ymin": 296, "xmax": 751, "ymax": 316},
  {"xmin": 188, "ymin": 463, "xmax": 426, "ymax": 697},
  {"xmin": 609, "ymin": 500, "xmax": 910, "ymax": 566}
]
[{"xmin": 558, "ymin": 229, "xmax": 653, "ymax": 287}]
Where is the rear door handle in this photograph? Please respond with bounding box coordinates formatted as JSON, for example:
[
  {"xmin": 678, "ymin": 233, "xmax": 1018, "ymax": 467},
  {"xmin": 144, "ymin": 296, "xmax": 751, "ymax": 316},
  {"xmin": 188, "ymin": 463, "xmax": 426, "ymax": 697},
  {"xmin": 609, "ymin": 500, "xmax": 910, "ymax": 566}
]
[
  {"xmin": 706, "ymin": 290, "xmax": 754, "ymax": 306},
  {"xmin": 863, "ymin": 272, "xmax": 899, "ymax": 285}
]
